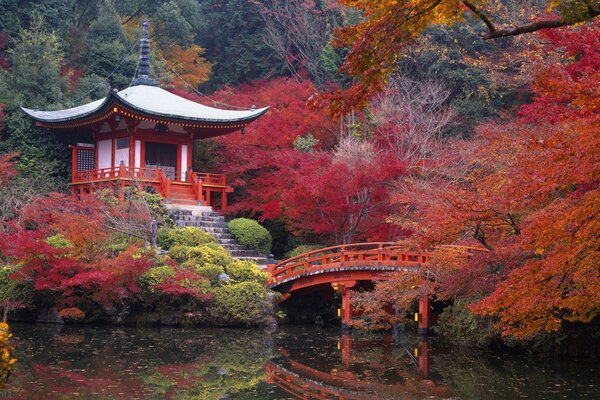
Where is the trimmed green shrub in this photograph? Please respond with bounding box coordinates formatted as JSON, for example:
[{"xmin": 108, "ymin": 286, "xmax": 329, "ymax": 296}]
[
  {"xmin": 225, "ymin": 260, "xmax": 268, "ymax": 284},
  {"xmin": 156, "ymin": 227, "xmax": 174, "ymax": 250},
  {"xmin": 169, "ymin": 243, "xmax": 232, "ymax": 267},
  {"xmin": 139, "ymin": 265, "xmax": 177, "ymax": 289},
  {"xmin": 227, "ymin": 218, "xmax": 272, "ymax": 254},
  {"xmin": 184, "ymin": 263, "xmax": 225, "ymax": 285},
  {"xmin": 159, "ymin": 227, "xmax": 215, "ymax": 250},
  {"xmin": 210, "ymin": 281, "xmax": 273, "ymax": 326},
  {"xmin": 284, "ymin": 244, "xmax": 324, "ymax": 259}
]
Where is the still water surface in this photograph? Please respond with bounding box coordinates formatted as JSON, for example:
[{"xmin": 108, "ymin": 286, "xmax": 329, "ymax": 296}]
[{"xmin": 3, "ymin": 323, "xmax": 598, "ymax": 399}]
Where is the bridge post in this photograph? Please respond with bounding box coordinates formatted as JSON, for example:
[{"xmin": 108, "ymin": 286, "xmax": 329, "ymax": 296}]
[
  {"xmin": 336, "ymin": 281, "xmax": 356, "ymax": 332},
  {"xmin": 266, "ymin": 254, "xmax": 276, "ymax": 275},
  {"xmin": 418, "ymin": 297, "xmax": 431, "ymax": 335}
]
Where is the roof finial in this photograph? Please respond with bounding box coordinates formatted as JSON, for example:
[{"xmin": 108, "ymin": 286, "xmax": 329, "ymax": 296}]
[{"xmin": 131, "ymin": 18, "xmax": 158, "ymax": 87}]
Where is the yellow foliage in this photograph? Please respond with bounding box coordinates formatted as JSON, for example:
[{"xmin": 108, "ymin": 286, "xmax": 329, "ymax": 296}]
[{"xmin": 0, "ymin": 323, "xmax": 16, "ymax": 387}]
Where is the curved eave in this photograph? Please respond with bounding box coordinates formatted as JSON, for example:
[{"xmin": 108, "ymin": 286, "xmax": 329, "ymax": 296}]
[
  {"xmin": 22, "ymin": 89, "xmax": 269, "ymax": 128},
  {"xmin": 21, "ymin": 95, "xmax": 112, "ymax": 125},
  {"xmin": 116, "ymin": 94, "xmax": 269, "ymax": 125}
]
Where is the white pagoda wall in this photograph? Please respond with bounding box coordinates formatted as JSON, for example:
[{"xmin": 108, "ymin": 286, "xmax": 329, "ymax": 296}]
[
  {"xmin": 115, "ymin": 147, "xmax": 129, "ymax": 167},
  {"xmin": 98, "ymin": 139, "xmax": 112, "ymax": 170}
]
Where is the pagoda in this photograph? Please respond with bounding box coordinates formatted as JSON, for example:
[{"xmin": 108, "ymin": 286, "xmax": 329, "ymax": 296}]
[{"xmin": 22, "ymin": 19, "xmax": 268, "ymax": 210}]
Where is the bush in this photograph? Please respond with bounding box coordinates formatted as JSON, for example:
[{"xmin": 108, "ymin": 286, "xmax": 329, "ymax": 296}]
[
  {"xmin": 169, "ymin": 243, "xmax": 232, "ymax": 267},
  {"xmin": 225, "ymin": 260, "xmax": 268, "ymax": 284},
  {"xmin": 158, "ymin": 227, "xmax": 215, "ymax": 250},
  {"xmin": 0, "ymin": 266, "xmax": 34, "ymax": 309},
  {"xmin": 210, "ymin": 281, "xmax": 273, "ymax": 326},
  {"xmin": 435, "ymin": 299, "xmax": 498, "ymax": 347},
  {"xmin": 284, "ymin": 244, "xmax": 324, "ymax": 259},
  {"xmin": 45, "ymin": 233, "xmax": 73, "ymax": 249},
  {"xmin": 227, "ymin": 218, "xmax": 272, "ymax": 255},
  {"xmin": 139, "ymin": 265, "xmax": 177, "ymax": 289},
  {"xmin": 185, "ymin": 263, "xmax": 225, "ymax": 285}
]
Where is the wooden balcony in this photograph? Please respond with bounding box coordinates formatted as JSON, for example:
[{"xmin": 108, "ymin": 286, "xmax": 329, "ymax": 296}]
[{"xmin": 70, "ymin": 165, "xmax": 232, "ymax": 209}]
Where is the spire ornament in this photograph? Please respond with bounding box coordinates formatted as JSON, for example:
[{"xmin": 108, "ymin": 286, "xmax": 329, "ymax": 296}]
[{"xmin": 131, "ymin": 18, "xmax": 158, "ymax": 87}]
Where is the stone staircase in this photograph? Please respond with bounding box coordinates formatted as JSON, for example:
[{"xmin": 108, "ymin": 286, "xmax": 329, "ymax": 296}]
[{"xmin": 167, "ymin": 205, "xmax": 268, "ymax": 266}]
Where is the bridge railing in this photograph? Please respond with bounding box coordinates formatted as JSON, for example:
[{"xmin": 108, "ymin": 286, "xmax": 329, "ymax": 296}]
[{"xmin": 268, "ymin": 242, "xmax": 433, "ymax": 285}]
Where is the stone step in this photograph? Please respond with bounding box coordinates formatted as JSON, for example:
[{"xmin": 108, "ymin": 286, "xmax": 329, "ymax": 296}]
[
  {"xmin": 202, "ymin": 227, "xmax": 229, "ymax": 233},
  {"xmin": 230, "ymin": 249, "xmax": 261, "ymax": 258},
  {"xmin": 216, "ymin": 238, "xmax": 237, "ymax": 245},
  {"xmin": 210, "ymin": 232, "xmax": 233, "ymax": 239},
  {"xmin": 222, "ymin": 244, "xmax": 244, "ymax": 251}
]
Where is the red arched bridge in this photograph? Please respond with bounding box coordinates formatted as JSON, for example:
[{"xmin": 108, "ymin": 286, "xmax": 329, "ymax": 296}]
[{"xmin": 267, "ymin": 242, "xmax": 484, "ymax": 332}]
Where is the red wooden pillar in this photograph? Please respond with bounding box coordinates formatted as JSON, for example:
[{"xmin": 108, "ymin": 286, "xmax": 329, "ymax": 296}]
[
  {"xmin": 418, "ymin": 297, "xmax": 430, "ymax": 335},
  {"xmin": 335, "ymin": 281, "xmax": 356, "ymax": 331},
  {"xmin": 220, "ymin": 189, "xmax": 227, "ymax": 211}
]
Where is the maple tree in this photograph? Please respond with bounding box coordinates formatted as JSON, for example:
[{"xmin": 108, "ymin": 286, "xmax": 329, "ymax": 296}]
[
  {"xmin": 0, "ymin": 152, "xmax": 17, "ymax": 187},
  {"xmin": 324, "ymin": 0, "xmax": 600, "ymax": 113},
  {"xmin": 353, "ymin": 21, "xmax": 599, "ymax": 340}
]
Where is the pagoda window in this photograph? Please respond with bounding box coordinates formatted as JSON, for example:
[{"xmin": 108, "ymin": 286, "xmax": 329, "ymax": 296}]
[
  {"xmin": 115, "ymin": 137, "xmax": 130, "ymax": 167},
  {"xmin": 145, "ymin": 142, "xmax": 177, "ymax": 179}
]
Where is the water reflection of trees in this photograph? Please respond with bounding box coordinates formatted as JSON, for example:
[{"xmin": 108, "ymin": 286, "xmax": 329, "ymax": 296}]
[
  {"xmin": 9, "ymin": 324, "xmax": 273, "ymax": 399},
  {"xmin": 7, "ymin": 324, "xmax": 597, "ymax": 399}
]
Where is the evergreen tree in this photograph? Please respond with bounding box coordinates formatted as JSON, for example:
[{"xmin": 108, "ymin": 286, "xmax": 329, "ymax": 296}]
[
  {"xmin": 82, "ymin": 0, "xmax": 136, "ymax": 88},
  {"xmin": 196, "ymin": 0, "xmax": 284, "ymax": 89},
  {"xmin": 0, "ymin": 17, "xmax": 69, "ymax": 181}
]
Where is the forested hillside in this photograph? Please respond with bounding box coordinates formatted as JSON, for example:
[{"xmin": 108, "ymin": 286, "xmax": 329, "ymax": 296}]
[{"xmin": 0, "ymin": 0, "xmax": 598, "ymax": 351}]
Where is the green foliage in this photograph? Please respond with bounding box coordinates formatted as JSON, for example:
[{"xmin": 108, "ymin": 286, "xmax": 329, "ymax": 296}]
[
  {"xmin": 558, "ymin": 0, "xmax": 600, "ymax": 23},
  {"xmin": 210, "ymin": 281, "xmax": 273, "ymax": 326},
  {"xmin": 45, "ymin": 233, "xmax": 73, "ymax": 249},
  {"xmin": 139, "ymin": 265, "xmax": 177, "ymax": 289},
  {"xmin": 436, "ymin": 299, "xmax": 498, "ymax": 347},
  {"xmin": 156, "ymin": 227, "xmax": 174, "ymax": 250},
  {"xmin": 155, "ymin": 1, "xmax": 195, "ymax": 48},
  {"xmin": 166, "ymin": 227, "xmax": 215, "ymax": 248},
  {"xmin": 187, "ymin": 263, "xmax": 225, "ymax": 285},
  {"xmin": 169, "ymin": 243, "xmax": 232, "ymax": 267},
  {"xmin": 196, "ymin": 0, "xmax": 283, "ymax": 88},
  {"xmin": 0, "ymin": 266, "xmax": 34, "ymax": 308},
  {"xmin": 293, "ymin": 134, "xmax": 319, "ymax": 153},
  {"xmin": 81, "ymin": 0, "xmax": 136, "ymax": 88},
  {"xmin": 0, "ymin": 17, "xmax": 70, "ymax": 181},
  {"xmin": 284, "ymin": 244, "xmax": 324, "ymax": 259},
  {"xmin": 227, "ymin": 218, "xmax": 272, "ymax": 255},
  {"xmin": 225, "ymin": 260, "xmax": 268, "ymax": 284}
]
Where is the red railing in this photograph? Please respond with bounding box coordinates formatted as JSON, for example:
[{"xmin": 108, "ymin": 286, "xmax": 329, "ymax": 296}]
[
  {"xmin": 194, "ymin": 172, "xmax": 226, "ymax": 186},
  {"xmin": 189, "ymin": 172, "xmax": 203, "ymax": 202},
  {"xmin": 268, "ymin": 242, "xmax": 490, "ymax": 288},
  {"xmin": 72, "ymin": 166, "xmax": 162, "ymax": 183},
  {"xmin": 268, "ymin": 242, "xmax": 433, "ymax": 286},
  {"xmin": 156, "ymin": 168, "xmax": 171, "ymax": 199},
  {"xmin": 70, "ymin": 166, "xmax": 228, "ymax": 206}
]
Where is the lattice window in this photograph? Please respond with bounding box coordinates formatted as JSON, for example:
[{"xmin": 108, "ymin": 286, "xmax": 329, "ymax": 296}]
[{"xmin": 77, "ymin": 148, "xmax": 95, "ymax": 172}]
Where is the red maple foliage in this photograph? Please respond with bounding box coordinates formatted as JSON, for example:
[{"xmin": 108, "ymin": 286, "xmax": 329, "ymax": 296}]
[{"xmin": 354, "ymin": 22, "xmax": 600, "ymax": 339}]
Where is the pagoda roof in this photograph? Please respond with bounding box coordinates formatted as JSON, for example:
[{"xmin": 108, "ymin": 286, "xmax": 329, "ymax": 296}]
[{"xmin": 22, "ymin": 85, "xmax": 269, "ymax": 128}]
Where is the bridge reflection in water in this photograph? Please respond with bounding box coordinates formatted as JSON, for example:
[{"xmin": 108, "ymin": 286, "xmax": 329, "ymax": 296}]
[{"xmin": 265, "ymin": 335, "xmax": 452, "ymax": 399}]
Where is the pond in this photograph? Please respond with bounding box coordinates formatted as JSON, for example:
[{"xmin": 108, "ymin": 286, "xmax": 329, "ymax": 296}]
[{"xmin": 2, "ymin": 323, "xmax": 598, "ymax": 399}]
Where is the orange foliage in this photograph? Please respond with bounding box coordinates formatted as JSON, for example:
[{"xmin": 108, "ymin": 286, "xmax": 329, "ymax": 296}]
[
  {"xmin": 58, "ymin": 307, "xmax": 85, "ymax": 320},
  {"xmin": 161, "ymin": 44, "xmax": 211, "ymax": 89},
  {"xmin": 357, "ymin": 22, "xmax": 600, "ymax": 340}
]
